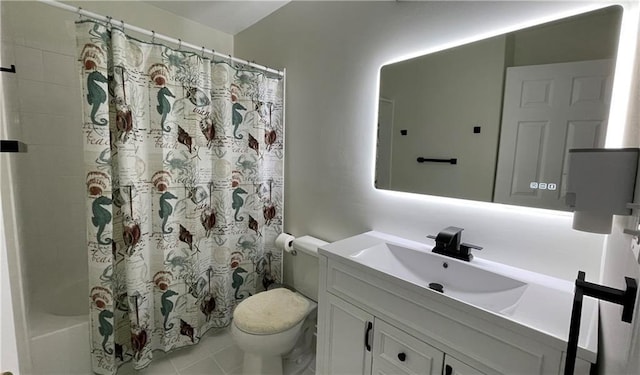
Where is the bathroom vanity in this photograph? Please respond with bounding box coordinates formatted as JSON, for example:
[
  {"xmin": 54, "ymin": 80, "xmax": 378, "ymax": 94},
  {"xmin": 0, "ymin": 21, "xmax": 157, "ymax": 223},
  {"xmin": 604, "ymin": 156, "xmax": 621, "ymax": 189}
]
[{"xmin": 316, "ymin": 231, "xmax": 598, "ymax": 375}]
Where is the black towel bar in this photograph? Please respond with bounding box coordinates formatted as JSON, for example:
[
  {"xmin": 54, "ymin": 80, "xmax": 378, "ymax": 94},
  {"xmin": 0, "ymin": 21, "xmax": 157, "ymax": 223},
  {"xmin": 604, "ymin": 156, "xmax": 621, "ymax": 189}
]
[
  {"xmin": 417, "ymin": 157, "xmax": 457, "ymax": 164},
  {"xmin": 564, "ymin": 271, "xmax": 636, "ymax": 375},
  {"xmin": 1, "ymin": 65, "xmax": 16, "ymax": 73}
]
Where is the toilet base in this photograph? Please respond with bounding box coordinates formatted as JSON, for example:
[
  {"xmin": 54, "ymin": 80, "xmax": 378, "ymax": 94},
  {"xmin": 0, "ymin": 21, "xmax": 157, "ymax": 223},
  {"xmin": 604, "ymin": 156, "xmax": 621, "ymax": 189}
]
[{"xmin": 242, "ymin": 352, "xmax": 283, "ymax": 375}]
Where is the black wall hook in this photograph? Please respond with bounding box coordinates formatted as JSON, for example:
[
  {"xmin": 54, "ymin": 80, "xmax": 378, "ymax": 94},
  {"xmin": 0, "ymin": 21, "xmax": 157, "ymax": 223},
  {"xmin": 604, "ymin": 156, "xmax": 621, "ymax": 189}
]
[{"xmin": 1, "ymin": 65, "xmax": 16, "ymax": 73}]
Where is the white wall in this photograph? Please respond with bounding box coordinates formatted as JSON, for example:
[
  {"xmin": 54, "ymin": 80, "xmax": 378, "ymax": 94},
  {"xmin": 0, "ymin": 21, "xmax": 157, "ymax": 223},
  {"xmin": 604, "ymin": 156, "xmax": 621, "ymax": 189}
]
[
  {"xmin": 599, "ymin": 2, "xmax": 640, "ymax": 373},
  {"xmin": 600, "ymin": 219, "xmax": 640, "ymax": 374},
  {"xmin": 234, "ymin": 1, "xmax": 628, "ymax": 282}
]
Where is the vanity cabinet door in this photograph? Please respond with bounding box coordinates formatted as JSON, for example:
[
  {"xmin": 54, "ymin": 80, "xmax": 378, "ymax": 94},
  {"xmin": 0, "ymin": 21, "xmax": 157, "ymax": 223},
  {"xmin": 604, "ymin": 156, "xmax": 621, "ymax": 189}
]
[
  {"xmin": 372, "ymin": 318, "xmax": 444, "ymax": 375},
  {"xmin": 319, "ymin": 293, "xmax": 374, "ymax": 375},
  {"xmin": 443, "ymin": 355, "xmax": 486, "ymax": 375}
]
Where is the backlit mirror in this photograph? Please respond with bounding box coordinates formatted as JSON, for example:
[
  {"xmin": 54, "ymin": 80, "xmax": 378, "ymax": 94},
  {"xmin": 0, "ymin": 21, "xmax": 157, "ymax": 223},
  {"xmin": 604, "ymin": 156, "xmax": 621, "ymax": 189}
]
[{"xmin": 375, "ymin": 6, "xmax": 622, "ymax": 211}]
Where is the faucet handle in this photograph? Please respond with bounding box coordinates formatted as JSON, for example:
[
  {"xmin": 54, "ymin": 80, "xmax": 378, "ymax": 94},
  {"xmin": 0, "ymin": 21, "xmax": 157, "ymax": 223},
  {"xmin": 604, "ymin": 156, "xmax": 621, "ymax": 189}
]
[
  {"xmin": 460, "ymin": 242, "xmax": 483, "ymax": 251},
  {"xmin": 459, "ymin": 242, "xmax": 482, "ymax": 261}
]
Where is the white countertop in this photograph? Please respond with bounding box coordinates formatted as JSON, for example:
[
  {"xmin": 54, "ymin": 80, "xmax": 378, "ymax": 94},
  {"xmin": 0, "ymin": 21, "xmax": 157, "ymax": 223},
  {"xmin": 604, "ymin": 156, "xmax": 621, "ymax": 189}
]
[{"xmin": 319, "ymin": 230, "xmax": 598, "ymax": 363}]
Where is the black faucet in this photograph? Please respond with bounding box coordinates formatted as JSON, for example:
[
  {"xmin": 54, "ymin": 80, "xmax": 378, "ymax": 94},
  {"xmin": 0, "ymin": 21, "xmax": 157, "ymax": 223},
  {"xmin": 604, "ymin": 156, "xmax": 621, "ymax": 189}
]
[{"xmin": 427, "ymin": 226, "xmax": 482, "ymax": 261}]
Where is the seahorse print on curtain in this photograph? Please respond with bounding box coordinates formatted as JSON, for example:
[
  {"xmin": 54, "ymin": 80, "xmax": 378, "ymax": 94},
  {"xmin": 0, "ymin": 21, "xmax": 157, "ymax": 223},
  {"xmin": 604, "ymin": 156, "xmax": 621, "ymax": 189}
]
[
  {"xmin": 86, "ymin": 70, "xmax": 109, "ymax": 126},
  {"xmin": 91, "ymin": 195, "xmax": 113, "ymax": 245},
  {"xmin": 77, "ymin": 20, "xmax": 285, "ymax": 375},
  {"xmin": 156, "ymin": 87, "xmax": 175, "ymax": 132},
  {"xmin": 158, "ymin": 191, "xmax": 177, "ymax": 234}
]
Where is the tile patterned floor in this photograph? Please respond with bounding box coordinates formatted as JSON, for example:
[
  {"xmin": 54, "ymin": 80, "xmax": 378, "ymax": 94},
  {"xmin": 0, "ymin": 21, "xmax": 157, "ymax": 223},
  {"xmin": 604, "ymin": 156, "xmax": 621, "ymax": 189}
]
[
  {"xmin": 116, "ymin": 326, "xmax": 315, "ymax": 375},
  {"xmin": 116, "ymin": 327, "xmax": 241, "ymax": 375}
]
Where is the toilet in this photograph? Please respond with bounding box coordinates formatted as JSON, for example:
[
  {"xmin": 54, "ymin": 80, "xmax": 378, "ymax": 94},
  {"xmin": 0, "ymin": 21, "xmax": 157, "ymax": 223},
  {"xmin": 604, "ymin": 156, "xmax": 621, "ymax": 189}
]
[{"xmin": 231, "ymin": 236, "xmax": 326, "ymax": 375}]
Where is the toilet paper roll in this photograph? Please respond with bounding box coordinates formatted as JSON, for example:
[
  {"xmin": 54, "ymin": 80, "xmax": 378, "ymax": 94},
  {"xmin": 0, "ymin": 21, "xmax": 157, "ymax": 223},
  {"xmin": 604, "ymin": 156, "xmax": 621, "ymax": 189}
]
[{"xmin": 275, "ymin": 233, "xmax": 296, "ymax": 253}]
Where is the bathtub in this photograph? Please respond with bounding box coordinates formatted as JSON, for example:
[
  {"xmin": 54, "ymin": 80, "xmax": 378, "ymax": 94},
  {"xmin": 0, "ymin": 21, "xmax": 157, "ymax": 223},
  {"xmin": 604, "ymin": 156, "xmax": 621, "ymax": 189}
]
[{"xmin": 29, "ymin": 279, "xmax": 91, "ymax": 374}]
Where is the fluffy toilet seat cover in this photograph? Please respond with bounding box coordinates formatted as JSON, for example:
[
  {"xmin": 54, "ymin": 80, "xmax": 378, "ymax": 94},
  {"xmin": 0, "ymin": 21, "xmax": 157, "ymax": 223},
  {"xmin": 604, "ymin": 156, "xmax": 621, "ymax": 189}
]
[{"xmin": 233, "ymin": 288, "xmax": 311, "ymax": 335}]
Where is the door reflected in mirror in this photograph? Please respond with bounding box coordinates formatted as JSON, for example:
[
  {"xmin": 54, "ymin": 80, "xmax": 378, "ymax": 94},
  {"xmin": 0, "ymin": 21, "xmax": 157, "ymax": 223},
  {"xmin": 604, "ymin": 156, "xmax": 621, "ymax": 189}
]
[{"xmin": 375, "ymin": 6, "xmax": 622, "ymax": 211}]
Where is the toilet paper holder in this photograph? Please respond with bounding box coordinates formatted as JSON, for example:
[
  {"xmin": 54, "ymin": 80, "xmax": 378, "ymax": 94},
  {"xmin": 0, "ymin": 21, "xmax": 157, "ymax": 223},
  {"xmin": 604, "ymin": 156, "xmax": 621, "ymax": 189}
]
[
  {"xmin": 276, "ymin": 233, "xmax": 297, "ymax": 255},
  {"xmin": 276, "ymin": 234, "xmax": 329, "ymax": 257}
]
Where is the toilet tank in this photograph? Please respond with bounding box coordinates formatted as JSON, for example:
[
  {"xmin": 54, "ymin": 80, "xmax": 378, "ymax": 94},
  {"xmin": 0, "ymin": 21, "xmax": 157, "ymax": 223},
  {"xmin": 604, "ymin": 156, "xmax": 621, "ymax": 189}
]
[{"xmin": 283, "ymin": 236, "xmax": 328, "ymax": 302}]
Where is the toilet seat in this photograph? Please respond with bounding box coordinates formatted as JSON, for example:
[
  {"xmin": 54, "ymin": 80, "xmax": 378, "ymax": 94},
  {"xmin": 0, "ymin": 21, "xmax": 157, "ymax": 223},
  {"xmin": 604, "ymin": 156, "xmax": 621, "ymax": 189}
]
[{"xmin": 233, "ymin": 288, "xmax": 311, "ymax": 335}]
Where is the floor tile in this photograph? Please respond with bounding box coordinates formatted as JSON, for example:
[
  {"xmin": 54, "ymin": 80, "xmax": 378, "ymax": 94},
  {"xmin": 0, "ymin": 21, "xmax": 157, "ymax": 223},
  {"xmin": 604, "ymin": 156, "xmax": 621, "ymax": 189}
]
[
  {"xmin": 212, "ymin": 344, "xmax": 244, "ymax": 373},
  {"xmin": 226, "ymin": 365, "xmax": 243, "ymax": 375},
  {"xmin": 205, "ymin": 328, "xmax": 236, "ymax": 354},
  {"xmin": 179, "ymin": 356, "xmax": 225, "ymax": 375},
  {"xmin": 169, "ymin": 341, "xmax": 216, "ymax": 371},
  {"xmin": 118, "ymin": 352, "xmax": 178, "ymax": 375}
]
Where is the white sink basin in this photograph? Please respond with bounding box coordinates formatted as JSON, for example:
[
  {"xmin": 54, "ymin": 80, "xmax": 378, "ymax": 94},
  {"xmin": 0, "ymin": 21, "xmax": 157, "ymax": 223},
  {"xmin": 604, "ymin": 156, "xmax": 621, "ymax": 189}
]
[{"xmin": 350, "ymin": 242, "xmax": 528, "ymax": 314}]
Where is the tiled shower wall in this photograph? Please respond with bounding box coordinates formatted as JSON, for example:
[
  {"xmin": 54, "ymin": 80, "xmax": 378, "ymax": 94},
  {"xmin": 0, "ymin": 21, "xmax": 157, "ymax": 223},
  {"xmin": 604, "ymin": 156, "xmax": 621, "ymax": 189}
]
[{"xmin": 1, "ymin": 1, "xmax": 86, "ymax": 315}]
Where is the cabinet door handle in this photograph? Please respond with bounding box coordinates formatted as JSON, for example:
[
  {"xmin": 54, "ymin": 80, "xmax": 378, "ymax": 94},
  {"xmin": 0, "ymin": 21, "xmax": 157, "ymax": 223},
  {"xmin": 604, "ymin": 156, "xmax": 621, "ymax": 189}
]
[
  {"xmin": 397, "ymin": 352, "xmax": 406, "ymax": 362},
  {"xmin": 364, "ymin": 321, "xmax": 373, "ymax": 352},
  {"xmin": 445, "ymin": 364, "xmax": 453, "ymax": 375}
]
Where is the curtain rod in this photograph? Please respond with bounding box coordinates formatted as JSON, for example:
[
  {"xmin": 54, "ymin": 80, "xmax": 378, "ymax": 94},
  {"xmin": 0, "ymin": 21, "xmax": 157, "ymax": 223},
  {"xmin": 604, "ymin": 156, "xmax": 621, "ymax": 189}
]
[{"xmin": 36, "ymin": 0, "xmax": 284, "ymax": 77}]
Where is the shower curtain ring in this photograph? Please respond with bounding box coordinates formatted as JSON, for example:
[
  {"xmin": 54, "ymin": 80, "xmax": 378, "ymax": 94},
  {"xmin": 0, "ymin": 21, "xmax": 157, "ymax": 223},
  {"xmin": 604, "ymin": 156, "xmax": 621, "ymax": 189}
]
[
  {"xmin": 151, "ymin": 30, "xmax": 156, "ymax": 43},
  {"xmin": 106, "ymin": 16, "xmax": 112, "ymax": 27},
  {"xmin": 201, "ymin": 46, "xmax": 206, "ymax": 58},
  {"xmin": 77, "ymin": 7, "xmax": 83, "ymax": 21},
  {"xmin": 121, "ymin": 20, "xmax": 125, "ymax": 31},
  {"xmin": 178, "ymin": 39, "xmax": 182, "ymax": 50}
]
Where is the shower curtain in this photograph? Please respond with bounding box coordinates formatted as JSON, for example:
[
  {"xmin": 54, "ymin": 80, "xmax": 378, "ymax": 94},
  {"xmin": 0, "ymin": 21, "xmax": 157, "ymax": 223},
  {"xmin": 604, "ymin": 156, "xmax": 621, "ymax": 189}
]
[{"xmin": 77, "ymin": 20, "xmax": 284, "ymax": 374}]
